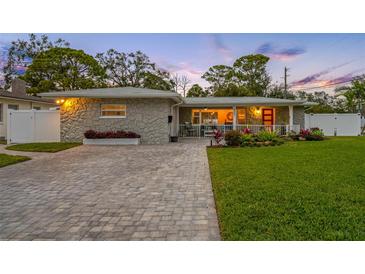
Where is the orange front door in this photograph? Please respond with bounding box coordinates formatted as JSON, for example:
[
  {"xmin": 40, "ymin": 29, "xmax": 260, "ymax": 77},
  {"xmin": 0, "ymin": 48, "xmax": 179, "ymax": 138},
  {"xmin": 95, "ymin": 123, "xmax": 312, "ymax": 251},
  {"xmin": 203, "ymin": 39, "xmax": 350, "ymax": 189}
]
[{"xmin": 262, "ymin": 108, "xmax": 274, "ymax": 126}]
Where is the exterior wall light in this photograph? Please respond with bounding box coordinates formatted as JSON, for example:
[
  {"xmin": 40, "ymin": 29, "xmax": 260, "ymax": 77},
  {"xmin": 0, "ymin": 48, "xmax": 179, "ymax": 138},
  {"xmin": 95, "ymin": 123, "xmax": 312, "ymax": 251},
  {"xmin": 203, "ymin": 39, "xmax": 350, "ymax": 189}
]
[{"xmin": 56, "ymin": 99, "xmax": 65, "ymax": 105}]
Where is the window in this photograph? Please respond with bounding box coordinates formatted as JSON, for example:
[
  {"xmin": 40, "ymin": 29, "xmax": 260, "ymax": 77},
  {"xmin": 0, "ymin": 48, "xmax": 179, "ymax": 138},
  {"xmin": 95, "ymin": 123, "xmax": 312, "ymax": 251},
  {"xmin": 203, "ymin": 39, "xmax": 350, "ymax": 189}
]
[
  {"xmin": 100, "ymin": 104, "xmax": 126, "ymax": 118},
  {"xmin": 192, "ymin": 111, "xmax": 200, "ymax": 124},
  {"xmin": 8, "ymin": 104, "xmax": 19, "ymax": 110},
  {"xmin": 33, "ymin": 106, "xmax": 41, "ymax": 110},
  {"xmin": 0, "ymin": 104, "xmax": 2, "ymax": 122}
]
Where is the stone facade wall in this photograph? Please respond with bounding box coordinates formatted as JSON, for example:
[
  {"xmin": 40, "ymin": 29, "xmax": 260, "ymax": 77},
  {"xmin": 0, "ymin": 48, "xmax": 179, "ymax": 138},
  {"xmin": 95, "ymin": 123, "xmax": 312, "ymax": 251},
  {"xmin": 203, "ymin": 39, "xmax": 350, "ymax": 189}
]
[
  {"xmin": 293, "ymin": 106, "xmax": 305, "ymax": 128},
  {"xmin": 61, "ymin": 98, "xmax": 173, "ymax": 144}
]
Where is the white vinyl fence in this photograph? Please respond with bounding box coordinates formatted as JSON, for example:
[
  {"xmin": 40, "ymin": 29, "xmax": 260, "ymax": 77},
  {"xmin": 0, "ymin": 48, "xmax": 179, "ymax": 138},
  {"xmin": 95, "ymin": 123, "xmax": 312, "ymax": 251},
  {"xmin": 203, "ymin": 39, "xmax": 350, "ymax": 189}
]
[
  {"xmin": 305, "ymin": 113, "xmax": 362, "ymax": 136},
  {"xmin": 7, "ymin": 110, "xmax": 60, "ymax": 144}
]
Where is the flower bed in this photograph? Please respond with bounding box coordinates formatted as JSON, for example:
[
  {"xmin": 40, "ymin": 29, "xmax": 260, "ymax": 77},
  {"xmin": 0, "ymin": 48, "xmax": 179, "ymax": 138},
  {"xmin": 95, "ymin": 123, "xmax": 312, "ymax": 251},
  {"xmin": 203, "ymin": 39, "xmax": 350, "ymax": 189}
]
[
  {"xmin": 84, "ymin": 130, "xmax": 141, "ymax": 139},
  {"xmin": 83, "ymin": 130, "xmax": 141, "ymax": 145},
  {"xmin": 213, "ymin": 128, "xmax": 284, "ymax": 148},
  {"xmin": 287, "ymin": 127, "xmax": 324, "ymax": 141}
]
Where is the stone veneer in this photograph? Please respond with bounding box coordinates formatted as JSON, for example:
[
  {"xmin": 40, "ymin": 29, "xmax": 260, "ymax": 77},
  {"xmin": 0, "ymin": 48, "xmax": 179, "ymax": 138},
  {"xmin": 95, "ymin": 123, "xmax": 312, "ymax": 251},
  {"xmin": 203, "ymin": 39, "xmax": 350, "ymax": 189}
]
[
  {"xmin": 293, "ymin": 106, "xmax": 305, "ymax": 128},
  {"xmin": 61, "ymin": 98, "xmax": 173, "ymax": 144}
]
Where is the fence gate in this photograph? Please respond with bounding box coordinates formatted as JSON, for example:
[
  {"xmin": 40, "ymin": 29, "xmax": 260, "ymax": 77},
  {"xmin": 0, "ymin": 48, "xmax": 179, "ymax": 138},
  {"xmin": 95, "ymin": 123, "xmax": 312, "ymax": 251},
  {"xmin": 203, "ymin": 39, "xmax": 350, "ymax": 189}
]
[
  {"xmin": 7, "ymin": 110, "xmax": 60, "ymax": 144},
  {"xmin": 305, "ymin": 113, "xmax": 362, "ymax": 136}
]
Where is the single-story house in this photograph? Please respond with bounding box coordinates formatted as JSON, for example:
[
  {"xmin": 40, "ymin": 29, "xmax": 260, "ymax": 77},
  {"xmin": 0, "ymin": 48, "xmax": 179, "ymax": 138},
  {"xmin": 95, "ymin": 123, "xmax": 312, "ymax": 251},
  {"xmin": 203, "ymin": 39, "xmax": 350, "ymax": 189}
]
[
  {"xmin": 40, "ymin": 87, "xmax": 315, "ymax": 144},
  {"xmin": 0, "ymin": 79, "xmax": 57, "ymax": 140}
]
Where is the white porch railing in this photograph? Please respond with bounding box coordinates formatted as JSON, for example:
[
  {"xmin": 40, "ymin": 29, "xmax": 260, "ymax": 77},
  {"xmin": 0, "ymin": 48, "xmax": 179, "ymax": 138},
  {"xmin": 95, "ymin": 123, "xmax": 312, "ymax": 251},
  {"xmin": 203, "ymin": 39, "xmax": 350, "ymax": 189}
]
[{"xmin": 178, "ymin": 124, "xmax": 300, "ymax": 138}]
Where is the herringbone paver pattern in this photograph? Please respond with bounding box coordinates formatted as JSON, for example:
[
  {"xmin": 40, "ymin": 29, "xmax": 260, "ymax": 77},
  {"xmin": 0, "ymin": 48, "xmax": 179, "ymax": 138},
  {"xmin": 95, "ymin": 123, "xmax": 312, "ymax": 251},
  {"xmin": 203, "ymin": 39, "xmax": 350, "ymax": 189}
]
[{"xmin": 0, "ymin": 142, "xmax": 220, "ymax": 240}]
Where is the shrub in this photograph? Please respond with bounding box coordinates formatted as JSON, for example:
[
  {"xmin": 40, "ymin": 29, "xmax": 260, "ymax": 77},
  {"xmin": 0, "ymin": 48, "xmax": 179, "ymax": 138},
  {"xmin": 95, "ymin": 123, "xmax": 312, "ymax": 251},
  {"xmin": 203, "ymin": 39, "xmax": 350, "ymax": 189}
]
[
  {"xmin": 224, "ymin": 130, "xmax": 242, "ymax": 146},
  {"xmin": 84, "ymin": 130, "xmax": 97, "ymax": 139},
  {"xmin": 240, "ymin": 133, "xmax": 253, "ymax": 146},
  {"xmin": 256, "ymin": 130, "xmax": 278, "ymax": 142},
  {"xmin": 300, "ymin": 128, "xmax": 324, "ymax": 141},
  {"xmin": 242, "ymin": 128, "xmax": 252, "ymax": 134},
  {"xmin": 84, "ymin": 130, "xmax": 141, "ymax": 139}
]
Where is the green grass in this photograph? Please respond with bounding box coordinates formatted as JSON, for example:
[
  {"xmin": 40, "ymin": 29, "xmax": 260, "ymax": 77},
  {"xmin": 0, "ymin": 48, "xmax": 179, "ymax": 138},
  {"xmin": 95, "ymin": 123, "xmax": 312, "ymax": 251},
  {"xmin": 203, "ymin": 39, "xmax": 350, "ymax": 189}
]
[
  {"xmin": 6, "ymin": 142, "xmax": 81, "ymax": 153},
  {"xmin": 0, "ymin": 140, "xmax": 6, "ymax": 145},
  {"xmin": 207, "ymin": 137, "xmax": 365, "ymax": 240},
  {"xmin": 0, "ymin": 153, "xmax": 30, "ymax": 168}
]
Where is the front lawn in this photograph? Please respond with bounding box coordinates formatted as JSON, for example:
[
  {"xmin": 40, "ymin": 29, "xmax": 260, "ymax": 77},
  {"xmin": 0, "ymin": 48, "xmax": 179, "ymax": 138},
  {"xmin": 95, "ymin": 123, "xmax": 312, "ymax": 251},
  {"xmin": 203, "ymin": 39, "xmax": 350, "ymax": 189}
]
[
  {"xmin": 0, "ymin": 153, "xmax": 30, "ymax": 168},
  {"xmin": 6, "ymin": 142, "xmax": 81, "ymax": 153},
  {"xmin": 207, "ymin": 137, "xmax": 365, "ymax": 240}
]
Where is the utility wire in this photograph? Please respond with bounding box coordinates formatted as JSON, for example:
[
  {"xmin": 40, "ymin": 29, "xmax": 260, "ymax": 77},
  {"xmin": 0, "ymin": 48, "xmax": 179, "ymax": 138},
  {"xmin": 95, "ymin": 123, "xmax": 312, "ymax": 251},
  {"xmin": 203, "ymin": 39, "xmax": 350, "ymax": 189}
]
[{"xmin": 290, "ymin": 78, "xmax": 354, "ymax": 91}]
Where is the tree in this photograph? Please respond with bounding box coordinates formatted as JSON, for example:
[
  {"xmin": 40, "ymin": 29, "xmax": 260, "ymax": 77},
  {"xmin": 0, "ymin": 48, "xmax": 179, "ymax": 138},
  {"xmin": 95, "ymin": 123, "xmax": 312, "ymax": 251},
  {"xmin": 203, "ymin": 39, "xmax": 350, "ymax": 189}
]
[
  {"xmin": 96, "ymin": 49, "xmax": 172, "ymax": 90},
  {"xmin": 265, "ymin": 83, "xmax": 296, "ymax": 99},
  {"xmin": 186, "ymin": 84, "xmax": 209, "ymax": 97},
  {"xmin": 295, "ymin": 90, "xmax": 346, "ymax": 113},
  {"xmin": 179, "ymin": 75, "xmax": 191, "ymax": 97},
  {"xmin": 232, "ymin": 54, "xmax": 271, "ymax": 96},
  {"xmin": 214, "ymin": 83, "xmax": 250, "ymax": 97},
  {"xmin": 2, "ymin": 34, "xmax": 69, "ymax": 90},
  {"xmin": 142, "ymin": 71, "xmax": 174, "ymax": 90},
  {"xmin": 202, "ymin": 54, "xmax": 271, "ymax": 97},
  {"xmin": 335, "ymin": 75, "xmax": 365, "ymax": 114},
  {"xmin": 202, "ymin": 65, "xmax": 233, "ymax": 92},
  {"xmin": 171, "ymin": 74, "xmax": 191, "ymax": 96},
  {"xmin": 21, "ymin": 47, "xmax": 106, "ymax": 94}
]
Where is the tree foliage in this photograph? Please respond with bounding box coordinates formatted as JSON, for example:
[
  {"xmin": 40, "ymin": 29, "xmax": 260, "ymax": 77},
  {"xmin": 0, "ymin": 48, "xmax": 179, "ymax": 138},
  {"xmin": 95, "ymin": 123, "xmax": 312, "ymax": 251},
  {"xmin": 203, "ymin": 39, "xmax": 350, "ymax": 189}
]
[
  {"xmin": 202, "ymin": 65, "xmax": 233, "ymax": 91},
  {"xmin": 335, "ymin": 75, "xmax": 365, "ymax": 114},
  {"xmin": 202, "ymin": 54, "xmax": 271, "ymax": 97},
  {"xmin": 186, "ymin": 84, "xmax": 209, "ymax": 97},
  {"xmin": 21, "ymin": 47, "xmax": 106, "ymax": 94},
  {"xmin": 96, "ymin": 49, "xmax": 173, "ymax": 90},
  {"xmin": 2, "ymin": 34, "xmax": 69, "ymax": 90},
  {"xmin": 265, "ymin": 84, "xmax": 296, "ymax": 99},
  {"xmin": 232, "ymin": 54, "xmax": 271, "ymax": 96}
]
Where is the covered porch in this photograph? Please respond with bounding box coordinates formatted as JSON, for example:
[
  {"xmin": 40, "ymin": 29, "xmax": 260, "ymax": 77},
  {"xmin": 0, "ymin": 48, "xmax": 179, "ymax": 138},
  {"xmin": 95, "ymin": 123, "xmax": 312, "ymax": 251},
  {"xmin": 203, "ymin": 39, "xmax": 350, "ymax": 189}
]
[{"xmin": 177, "ymin": 105, "xmax": 299, "ymax": 137}]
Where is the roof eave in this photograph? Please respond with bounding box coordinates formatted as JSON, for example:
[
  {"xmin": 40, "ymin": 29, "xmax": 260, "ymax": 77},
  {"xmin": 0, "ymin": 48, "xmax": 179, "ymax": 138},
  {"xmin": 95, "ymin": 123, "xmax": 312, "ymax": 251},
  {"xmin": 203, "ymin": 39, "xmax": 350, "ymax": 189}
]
[
  {"xmin": 180, "ymin": 102, "xmax": 307, "ymax": 107},
  {"xmin": 0, "ymin": 95, "xmax": 56, "ymax": 105},
  {"xmin": 39, "ymin": 92, "xmax": 183, "ymax": 103}
]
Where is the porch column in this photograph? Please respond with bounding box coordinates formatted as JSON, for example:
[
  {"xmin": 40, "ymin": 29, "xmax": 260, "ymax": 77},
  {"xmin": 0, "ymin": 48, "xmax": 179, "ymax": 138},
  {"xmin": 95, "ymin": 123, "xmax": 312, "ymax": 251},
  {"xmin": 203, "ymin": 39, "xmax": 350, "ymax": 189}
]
[
  {"xmin": 233, "ymin": 106, "xmax": 237, "ymax": 130},
  {"xmin": 288, "ymin": 105, "xmax": 294, "ymax": 130}
]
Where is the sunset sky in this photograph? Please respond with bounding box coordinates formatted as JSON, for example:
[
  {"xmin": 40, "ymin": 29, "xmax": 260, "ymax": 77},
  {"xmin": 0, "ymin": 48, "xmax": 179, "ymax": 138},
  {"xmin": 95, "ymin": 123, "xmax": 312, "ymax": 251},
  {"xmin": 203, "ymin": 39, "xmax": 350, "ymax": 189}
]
[{"xmin": 1, "ymin": 33, "xmax": 365, "ymax": 93}]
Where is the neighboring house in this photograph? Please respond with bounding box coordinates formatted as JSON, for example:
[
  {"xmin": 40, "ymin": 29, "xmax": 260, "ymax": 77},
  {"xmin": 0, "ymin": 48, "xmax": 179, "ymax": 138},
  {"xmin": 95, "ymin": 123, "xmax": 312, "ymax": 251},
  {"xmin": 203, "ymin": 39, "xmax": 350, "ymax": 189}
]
[
  {"xmin": 0, "ymin": 79, "xmax": 57, "ymax": 140},
  {"xmin": 40, "ymin": 87, "xmax": 314, "ymax": 144}
]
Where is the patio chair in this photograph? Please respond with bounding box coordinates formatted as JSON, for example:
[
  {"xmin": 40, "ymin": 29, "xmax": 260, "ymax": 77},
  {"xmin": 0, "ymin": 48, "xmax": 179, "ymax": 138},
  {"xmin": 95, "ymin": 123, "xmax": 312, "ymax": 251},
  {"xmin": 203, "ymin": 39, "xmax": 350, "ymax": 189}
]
[{"xmin": 184, "ymin": 122, "xmax": 196, "ymax": 137}]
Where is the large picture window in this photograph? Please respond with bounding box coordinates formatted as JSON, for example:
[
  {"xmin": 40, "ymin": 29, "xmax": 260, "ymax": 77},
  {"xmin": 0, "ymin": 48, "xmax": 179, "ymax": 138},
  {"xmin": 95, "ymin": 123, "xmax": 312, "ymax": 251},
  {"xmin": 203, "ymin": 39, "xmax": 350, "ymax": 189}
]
[{"xmin": 100, "ymin": 104, "xmax": 126, "ymax": 118}]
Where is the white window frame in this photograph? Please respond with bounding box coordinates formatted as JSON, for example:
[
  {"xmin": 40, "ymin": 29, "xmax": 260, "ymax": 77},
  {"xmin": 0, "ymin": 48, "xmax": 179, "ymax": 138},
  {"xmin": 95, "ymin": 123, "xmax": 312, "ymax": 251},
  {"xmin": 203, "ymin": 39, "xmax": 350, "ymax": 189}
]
[{"xmin": 100, "ymin": 104, "xmax": 126, "ymax": 119}]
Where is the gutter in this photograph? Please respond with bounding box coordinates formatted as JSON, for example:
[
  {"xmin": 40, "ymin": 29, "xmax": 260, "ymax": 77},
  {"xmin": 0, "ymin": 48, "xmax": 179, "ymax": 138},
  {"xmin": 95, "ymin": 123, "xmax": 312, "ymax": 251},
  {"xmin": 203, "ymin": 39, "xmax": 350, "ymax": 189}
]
[{"xmin": 0, "ymin": 95, "xmax": 56, "ymax": 105}]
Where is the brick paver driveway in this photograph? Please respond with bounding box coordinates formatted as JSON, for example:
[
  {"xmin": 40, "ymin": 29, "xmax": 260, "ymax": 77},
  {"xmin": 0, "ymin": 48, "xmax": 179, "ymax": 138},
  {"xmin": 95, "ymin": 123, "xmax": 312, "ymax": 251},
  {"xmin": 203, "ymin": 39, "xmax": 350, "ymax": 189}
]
[{"xmin": 0, "ymin": 142, "xmax": 220, "ymax": 240}]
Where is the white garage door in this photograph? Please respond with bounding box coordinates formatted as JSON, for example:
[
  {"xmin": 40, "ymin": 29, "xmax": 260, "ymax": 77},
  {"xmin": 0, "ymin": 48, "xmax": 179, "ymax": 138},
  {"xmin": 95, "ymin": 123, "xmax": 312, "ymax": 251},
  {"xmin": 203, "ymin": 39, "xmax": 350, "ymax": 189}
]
[
  {"xmin": 305, "ymin": 113, "xmax": 362, "ymax": 136},
  {"xmin": 7, "ymin": 110, "xmax": 60, "ymax": 144}
]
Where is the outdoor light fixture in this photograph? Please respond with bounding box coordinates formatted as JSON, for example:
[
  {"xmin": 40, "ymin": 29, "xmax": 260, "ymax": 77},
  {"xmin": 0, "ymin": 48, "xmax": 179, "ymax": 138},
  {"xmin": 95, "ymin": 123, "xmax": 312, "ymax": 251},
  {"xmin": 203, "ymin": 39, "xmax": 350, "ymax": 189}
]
[
  {"xmin": 56, "ymin": 99, "xmax": 65, "ymax": 105},
  {"xmin": 255, "ymin": 107, "xmax": 261, "ymax": 115}
]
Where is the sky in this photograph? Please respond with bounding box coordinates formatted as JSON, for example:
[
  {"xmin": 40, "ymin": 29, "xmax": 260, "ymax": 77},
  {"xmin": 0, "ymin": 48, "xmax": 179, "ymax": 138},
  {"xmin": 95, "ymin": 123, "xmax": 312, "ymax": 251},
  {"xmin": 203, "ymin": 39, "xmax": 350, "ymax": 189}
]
[{"xmin": 1, "ymin": 33, "xmax": 365, "ymax": 93}]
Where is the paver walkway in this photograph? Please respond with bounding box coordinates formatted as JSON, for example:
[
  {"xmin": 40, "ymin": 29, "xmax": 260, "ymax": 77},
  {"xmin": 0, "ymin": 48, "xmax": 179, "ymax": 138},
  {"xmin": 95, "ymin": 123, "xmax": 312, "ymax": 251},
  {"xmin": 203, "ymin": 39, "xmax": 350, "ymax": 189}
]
[{"xmin": 0, "ymin": 142, "xmax": 220, "ymax": 240}]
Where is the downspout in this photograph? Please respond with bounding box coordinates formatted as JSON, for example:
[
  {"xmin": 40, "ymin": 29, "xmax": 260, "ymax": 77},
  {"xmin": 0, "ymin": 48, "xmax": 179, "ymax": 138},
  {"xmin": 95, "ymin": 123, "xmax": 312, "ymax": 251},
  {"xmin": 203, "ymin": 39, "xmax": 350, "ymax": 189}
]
[{"xmin": 170, "ymin": 98, "xmax": 184, "ymax": 138}]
